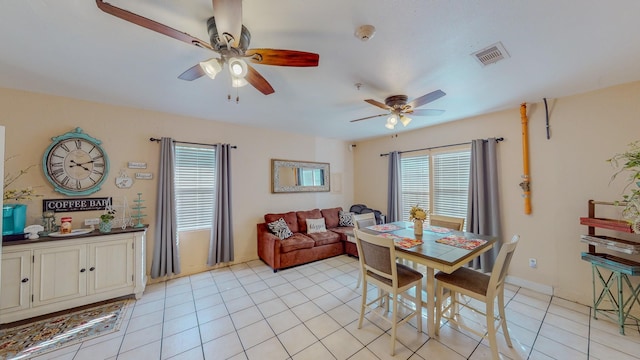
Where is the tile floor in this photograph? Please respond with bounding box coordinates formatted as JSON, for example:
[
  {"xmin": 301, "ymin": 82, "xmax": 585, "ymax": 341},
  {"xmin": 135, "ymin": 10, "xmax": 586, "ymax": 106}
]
[{"xmin": 32, "ymin": 255, "xmax": 640, "ymax": 360}]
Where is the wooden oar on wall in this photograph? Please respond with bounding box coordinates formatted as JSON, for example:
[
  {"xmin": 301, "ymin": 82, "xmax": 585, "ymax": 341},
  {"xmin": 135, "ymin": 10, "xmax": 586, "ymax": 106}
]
[{"xmin": 519, "ymin": 103, "xmax": 532, "ymax": 214}]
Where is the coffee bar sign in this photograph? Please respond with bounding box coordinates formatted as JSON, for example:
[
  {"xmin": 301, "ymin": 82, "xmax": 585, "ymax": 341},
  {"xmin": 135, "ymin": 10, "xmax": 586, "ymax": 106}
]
[{"xmin": 43, "ymin": 197, "xmax": 112, "ymax": 213}]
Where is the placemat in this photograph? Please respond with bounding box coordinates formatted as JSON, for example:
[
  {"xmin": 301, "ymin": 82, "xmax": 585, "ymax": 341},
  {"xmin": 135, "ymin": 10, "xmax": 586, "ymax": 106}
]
[
  {"xmin": 424, "ymin": 225, "xmax": 452, "ymax": 234},
  {"xmin": 436, "ymin": 234, "xmax": 487, "ymax": 250},
  {"xmin": 379, "ymin": 233, "xmax": 424, "ymax": 248},
  {"xmin": 366, "ymin": 224, "xmax": 402, "ymax": 232}
]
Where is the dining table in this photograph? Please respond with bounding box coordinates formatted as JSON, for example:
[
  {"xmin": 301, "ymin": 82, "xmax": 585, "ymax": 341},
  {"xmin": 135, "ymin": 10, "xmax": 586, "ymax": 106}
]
[{"xmin": 359, "ymin": 221, "xmax": 497, "ymax": 335}]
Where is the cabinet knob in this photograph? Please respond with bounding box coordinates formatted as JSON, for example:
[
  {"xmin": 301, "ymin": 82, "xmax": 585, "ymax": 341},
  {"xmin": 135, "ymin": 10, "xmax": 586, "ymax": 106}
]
[
  {"xmin": 21, "ymin": 278, "xmax": 29, "ymax": 283},
  {"xmin": 89, "ymin": 267, "xmax": 95, "ymax": 271},
  {"xmin": 80, "ymin": 268, "xmax": 86, "ymax": 273}
]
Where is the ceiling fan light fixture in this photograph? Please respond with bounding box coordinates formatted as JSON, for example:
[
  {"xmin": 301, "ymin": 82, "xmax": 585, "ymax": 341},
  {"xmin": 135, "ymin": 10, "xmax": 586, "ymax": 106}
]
[
  {"xmin": 387, "ymin": 114, "xmax": 398, "ymax": 126},
  {"xmin": 228, "ymin": 57, "xmax": 248, "ymax": 78},
  {"xmin": 400, "ymin": 115, "xmax": 412, "ymax": 127},
  {"xmin": 232, "ymin": 77, "xmax": 249, "ymax": 88},
  {"xmin": 199, "ymin": 58, "xmax": 222, "ymax": 79},
  {"xmin": 385, "ymin": 122, "xmax": 395, "ymax": 130}
]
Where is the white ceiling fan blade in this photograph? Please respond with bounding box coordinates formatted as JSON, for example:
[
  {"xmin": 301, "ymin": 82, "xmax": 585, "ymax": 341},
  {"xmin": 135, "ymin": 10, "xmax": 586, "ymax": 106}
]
[
  {"xmin": 410, "ymin": 109, "xmax": 445, "ymax": 116},
  {"xmin": 212, "ymin": 0, "xmax": 242, "ymax": 47}
]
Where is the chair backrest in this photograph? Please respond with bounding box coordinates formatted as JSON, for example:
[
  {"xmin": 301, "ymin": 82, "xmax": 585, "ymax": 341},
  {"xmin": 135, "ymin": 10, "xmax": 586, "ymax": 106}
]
[
  {"xmin": 353, "ymin": 212, "xmax": 377, "ymax": 229},
  {"xmin": 429, "ymin": 214, "xmax": 465, "ymax": 231},
  {"xmin": 353, "ymin": 229, "xmax": 398, "ymax": 286},
  {"xmin": 487, "ymin": 235, "xmax": 520, "ymax": 295}
]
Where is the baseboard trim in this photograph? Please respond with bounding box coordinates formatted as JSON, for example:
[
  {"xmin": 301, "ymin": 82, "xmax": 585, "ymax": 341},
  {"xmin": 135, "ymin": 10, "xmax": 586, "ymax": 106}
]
[{"xmin": 505, "ymin": 275, "xmax": 554, "ymax": 296}]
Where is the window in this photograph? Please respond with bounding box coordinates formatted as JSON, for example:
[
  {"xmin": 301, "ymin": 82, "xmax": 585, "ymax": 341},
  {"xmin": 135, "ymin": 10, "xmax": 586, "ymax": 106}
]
[
  {"xmin": 174, "ymin": 145, "xmax": 216, "ymax": 232},
  {"xmin": 400, "ymin": 148, "xmax": 471, "ymax": 226}
]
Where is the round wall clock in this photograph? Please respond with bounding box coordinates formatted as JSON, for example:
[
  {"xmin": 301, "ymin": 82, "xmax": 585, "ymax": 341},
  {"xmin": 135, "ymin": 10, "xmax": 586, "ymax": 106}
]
[{"xmin": 42, "ymin": 127, "xmax": 110, "ymax": 196}]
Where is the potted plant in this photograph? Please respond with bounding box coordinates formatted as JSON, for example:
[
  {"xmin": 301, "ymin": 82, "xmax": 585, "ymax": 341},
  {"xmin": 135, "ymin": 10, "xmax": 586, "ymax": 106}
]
[
  {"xmin": 99, "ymin": 208, "xmax": 116, "ymax": 233},
  {"xmin": 608, "ymin": 141, "xmax": 640, "ymax": 232},
  {"xmin": 409, "ymin": 204, "xmax": 427, "ymax": 235}
]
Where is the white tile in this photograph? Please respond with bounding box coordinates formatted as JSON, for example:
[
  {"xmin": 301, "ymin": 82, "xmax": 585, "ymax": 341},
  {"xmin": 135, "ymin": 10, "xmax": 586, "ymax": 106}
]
[
  {"xmin": 203, "ymin": 332, "xmax": 245, "ymax": 360},
  {"xmin": 117, "ymin": 340, "xmax": 162, "ymax": 360},
  {"xmin": 244, "ymin": 337, "xmax": 289, "ymax": 360},
  {"xmin": 266, "ymin": 309, "xmax": 301, "ymax": 335},
  {"xmin": 365, "ymin": 332, "xmax": 414, "ymax": 359},
  {"xmin": 531, "ymin": 335, "xmax": 588, "ymax": 359},
  {"xmin": 192, "ymin": 285, "xmax": 220, "ymax": 300},
  {"xmin": 257, "ymin": 298, "xmax": 289, "ymax": 318},
  {"xmin": 291, "ymin": 341, "xmax": 336, "ymax": 360},
  {"xmin": 74, "ymin": 336, "xmax": 123, "ymax": 360},
  {"xmin": 278, "ymin": 323, "xmax": 318, "ymax": 355},
  {"xmin": 225, "ymin": 296, "xmax": 256, "ymax": 314},
  {"xmin": 131, "ymin": 298, "xmax": 165, "ymax": 318},
  {"xmin": 244, "ymin": 280, "xmax": 269, "ymax": 294},
  {"xmin": 200, "ymin": 315, "xmax": 236, "ymax": 343},
  {"xmin": 343, "ymin": 318, "xmax": 384, "ymax": 346},
  {"xmin": 31, "ymin": 344, "xmax": 81, "ymax": 360},
  {"xmin": 236, "ymin": 319, "xmax": 275, "ymax": 349},
  {"xmin": 163, "ymin": 312, "xmax": 199, "ymax": 338},
  {"xmin": 125, "ymin": 309, "xmax": 164, "ymax": 333},
  {"xmin": 164, "ymin": 300, "xmax": 196, "ymax": 321},
  {"xmin": 120, "ymin": 323, "xmax": 163, "ymax": 353},
  {"xmin": 326, "ymin": 303, "xmax": 359, "ymax": 326},
  {"xmin": 165, "ymin": 292, "xmax": 194, "ymax": 308},
  {"xmin": 160, "ymin": 327, "xmax": 202, "ymax": 359},
  {"xmin": 415, "ymin": 339, "xmax": 466, "ymax": 360},
  {"xmin": 291, "ymin": 301, "xmax": 324, "ymax": 322},
  {"xmin": 304, "ymin": 313, "xmax": 342, "ymax": 340},
  {"xmin": 321, "ymin": 328, "xmax": 364, "ymax": 360},
  {"xmin": 197, "ymin": 302, "xmax": 229, "ymax": 324},
  {"xmin": 230, "ymin": 306, "xmax": 264, "ymax": 329},
  {"xmin": 312, "ymin": 293, "xmax": 342, "ymax": 312},
  {"xmin": 167, "ymin": 345, "xmax": 204, "ymax": 360},
  {"xmin": 249, "ymin": 288, "xmax": 278, "ymax": 304}
]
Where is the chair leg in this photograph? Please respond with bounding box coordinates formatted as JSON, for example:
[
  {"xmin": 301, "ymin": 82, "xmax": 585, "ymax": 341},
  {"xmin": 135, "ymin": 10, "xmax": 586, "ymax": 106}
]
[
  {"xmin": 358, "ymin": 281, "xmax": 367, "ymax": 329},
  {"xmin": 416, "ymin": 280, "xmax": 422, "ymax": 333},
  {"xmin": 498, "ymin": 288, "xmax": 513, "ymax": 347},
  {"xmin": 390, "ymin": 292, "xmax": 398, "ymax": 356},
  {"xmin": 435, "ymin": 284, "xmax": 442, "ymax": 337},
  {"xmin": 356, "ymin": 269, "xmax": 362, "ymax": 289},
  {"xmin": 486, "ymin": 300, "xmax": 499, "ymax": 360}
]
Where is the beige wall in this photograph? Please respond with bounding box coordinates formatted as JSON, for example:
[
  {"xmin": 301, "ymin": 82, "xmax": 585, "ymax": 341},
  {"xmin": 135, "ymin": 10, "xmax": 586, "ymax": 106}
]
[
  {"xmin": 0, "ymin": 88, "xmax": 354, "ymax": 281},
  {"xmin": 353, "ymin": 81, "xmax": 640, "ymax": 306}
]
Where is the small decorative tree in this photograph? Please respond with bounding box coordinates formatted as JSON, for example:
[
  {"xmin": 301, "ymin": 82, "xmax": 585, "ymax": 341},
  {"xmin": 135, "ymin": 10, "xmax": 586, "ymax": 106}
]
[{"xmin": 608, "ymin": 141, "xmax": 640, "ymax": 232}]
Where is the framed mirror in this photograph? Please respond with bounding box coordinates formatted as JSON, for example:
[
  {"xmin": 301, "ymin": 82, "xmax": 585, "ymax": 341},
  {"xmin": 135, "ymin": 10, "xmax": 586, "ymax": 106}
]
[{"xmin": 272, "ymin": 159, "xmax": 330, "ymax": 193}]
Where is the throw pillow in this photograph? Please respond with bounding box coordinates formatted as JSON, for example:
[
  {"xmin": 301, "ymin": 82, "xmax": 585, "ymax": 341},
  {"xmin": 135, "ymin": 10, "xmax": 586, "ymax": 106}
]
[
  {"xmin": 267, "ymin": 218, "xmax": 293, "ymax": 239},
  {"xmin": 306, "ymin": 218, "xmax": 327, "ymax": 234},
  {"xmin": 339, "ymin": 211, "xmax": 354, "ymax": 227}
]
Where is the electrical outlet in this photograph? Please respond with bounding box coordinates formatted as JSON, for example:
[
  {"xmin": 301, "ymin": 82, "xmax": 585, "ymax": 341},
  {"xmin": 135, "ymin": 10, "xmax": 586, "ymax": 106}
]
[
  {"xmin": 85, "ymin": 218, "xmax": 99, "ymax": 226},
  {"xmin": 529, "ymin": 258, "xmax": 537, "ymax": 268}
]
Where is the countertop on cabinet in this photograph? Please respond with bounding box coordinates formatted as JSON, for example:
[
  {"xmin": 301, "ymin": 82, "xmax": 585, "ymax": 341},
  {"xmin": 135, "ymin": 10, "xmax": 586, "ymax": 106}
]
[{"xmin": 2, "ymin": 225, "xmax": 148, "ymax": 247}]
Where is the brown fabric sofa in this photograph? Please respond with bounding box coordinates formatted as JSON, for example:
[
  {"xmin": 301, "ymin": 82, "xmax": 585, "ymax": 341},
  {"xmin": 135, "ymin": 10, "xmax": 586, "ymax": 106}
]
[{"xmin": 257, "ymin": 207, "xmax": 355, "ymax": 272}]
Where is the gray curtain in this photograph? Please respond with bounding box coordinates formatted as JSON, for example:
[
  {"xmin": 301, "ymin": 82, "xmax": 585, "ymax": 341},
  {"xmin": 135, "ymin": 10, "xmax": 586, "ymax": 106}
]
[
  {"xmin": 467, "ymin": 138, "xmax": 501, "ymax": 272},
  {"xmin": 208, "ymin": 143, "xmax": 234, "ymax": 266},
  {"xmin": 387, "ymin": 151, "xmax": 402, "ymax": 222},
  {"xmin": 151, "ymin": 137, "xmax": 181, "ymax": 278}
]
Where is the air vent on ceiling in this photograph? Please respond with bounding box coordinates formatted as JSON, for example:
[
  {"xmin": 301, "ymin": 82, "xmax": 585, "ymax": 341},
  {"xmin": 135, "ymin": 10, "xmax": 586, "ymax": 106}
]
[{"xmin": 472, "ymin": 42, "xmax": 510, "ymax": 67}]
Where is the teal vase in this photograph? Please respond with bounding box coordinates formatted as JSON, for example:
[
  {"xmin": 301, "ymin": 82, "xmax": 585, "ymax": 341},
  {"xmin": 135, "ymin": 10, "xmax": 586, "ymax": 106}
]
[{"xmin": 99, "ymin": 221, "xmax": 112, "ymax": 233}]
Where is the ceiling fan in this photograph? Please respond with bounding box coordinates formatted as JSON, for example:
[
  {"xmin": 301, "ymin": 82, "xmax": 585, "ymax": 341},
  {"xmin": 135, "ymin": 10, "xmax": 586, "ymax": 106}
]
[
  {"xmin": 350, "ymin": 90, "xmax": 446, "ymax": 129},
  {"xmin": 96, "ymin": 0, "xmax": 319, "ymax": 95}
]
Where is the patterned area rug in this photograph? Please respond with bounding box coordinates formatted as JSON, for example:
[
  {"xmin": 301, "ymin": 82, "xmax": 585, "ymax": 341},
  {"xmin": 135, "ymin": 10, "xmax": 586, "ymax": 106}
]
[{"xmin": 0, "ymin": 298, "xmax": 132, "ymax": 360}]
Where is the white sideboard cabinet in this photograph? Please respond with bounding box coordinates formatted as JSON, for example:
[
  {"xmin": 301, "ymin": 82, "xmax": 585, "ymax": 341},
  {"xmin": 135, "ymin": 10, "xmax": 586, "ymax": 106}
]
[{"xmin": 0, "ymin": 227, "xmax": 146, "ymax": 324}]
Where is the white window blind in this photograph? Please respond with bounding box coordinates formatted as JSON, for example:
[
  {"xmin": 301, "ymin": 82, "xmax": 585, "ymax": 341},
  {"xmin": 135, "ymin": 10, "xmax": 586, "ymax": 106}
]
[
  {"xmin": 432, "ymin": 150, "xmax": 471, "ymax": 220},
  {"xmin": 174, "ymin": 145, "xmax": 216, "ymax": 232},
  {"xmin": 400, "ymin": 148, "xmax": 471, "ymax": 226},
  {"xmin": 400, "ymin": 155, "xmax": 430, "ymax": 221}
]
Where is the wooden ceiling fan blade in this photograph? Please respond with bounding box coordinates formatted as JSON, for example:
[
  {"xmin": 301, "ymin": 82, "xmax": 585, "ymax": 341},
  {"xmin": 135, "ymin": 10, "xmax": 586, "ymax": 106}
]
[
  {"xmin": 212, "ymin": 0, "xmax": 243, "ymax": 47},
  {"xmin": 407, "ymin": 89, "xmax": 446, "ymax": 109},
  {"xmin": 410, "ymin": 109, "xmax": 446, "ymax": 116},
  {"xmin": 245, "ymin": 65, "xmax": 275, "ymax": 95},
  {"xmin": 178, "ymin": 63, "xmax": 206, "ymax": 81},
  {"xmin": 365, "ymin": 99, "xmax": 391, "ymax": 110},
  {"xmin": 96, "ymin": 0, "xmax": 212, "ymax": 50},
  {"xmin": 245, "ymin": 49, "xmax": 319, "ymax": 67},
  {"xmin": 350, "ymin": 113, "xmax": 388, "ymax": 122}
]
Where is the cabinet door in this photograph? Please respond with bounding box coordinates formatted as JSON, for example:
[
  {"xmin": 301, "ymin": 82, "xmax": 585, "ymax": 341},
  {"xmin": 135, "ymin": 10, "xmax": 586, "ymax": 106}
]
[
  {"xmin": 0, "ymin": 250, "xmax": 32, "ymax": 312},
  {"xmin": 33, "ymin": 245, "xmax": 87, "ymax": 307},
  {"xmin": 88, "ymin": 238, "xmax": 133, "ymax": 294}
]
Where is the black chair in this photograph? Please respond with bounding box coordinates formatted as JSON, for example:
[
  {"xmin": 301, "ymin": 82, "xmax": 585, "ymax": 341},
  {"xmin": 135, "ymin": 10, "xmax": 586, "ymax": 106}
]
[{"xmin": 350, "ymin": 204, "xmax": 384, "ymax": 224}]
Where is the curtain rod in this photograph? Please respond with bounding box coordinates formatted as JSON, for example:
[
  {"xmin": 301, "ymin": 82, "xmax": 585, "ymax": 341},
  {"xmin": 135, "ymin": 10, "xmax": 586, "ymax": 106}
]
[
  {"xmin": 149, "ymin": 137, "xmax": 237, "ymax": 149},
  {"xmin": 379, "ymin": 137, "xmax": 503, "ymax": 157}
]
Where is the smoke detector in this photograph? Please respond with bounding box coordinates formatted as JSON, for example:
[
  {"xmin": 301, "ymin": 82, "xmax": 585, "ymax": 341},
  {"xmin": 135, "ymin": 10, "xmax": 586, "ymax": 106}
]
[{"xmin": 355, "ymin": 25, "xmax": 376, "ymax": 41}]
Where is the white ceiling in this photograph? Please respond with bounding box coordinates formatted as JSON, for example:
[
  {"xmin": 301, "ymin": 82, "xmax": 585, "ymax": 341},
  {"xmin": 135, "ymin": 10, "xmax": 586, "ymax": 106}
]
[{"xmin": 2, "ymin": 1, "xmax": 640, "ymax": 141}]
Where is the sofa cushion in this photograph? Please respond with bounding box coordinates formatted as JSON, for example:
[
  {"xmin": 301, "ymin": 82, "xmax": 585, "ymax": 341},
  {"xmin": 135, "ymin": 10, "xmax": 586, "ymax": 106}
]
[
  {"xmin": 306, "ymin": 218, "xmax": 327, "ymax": 233},
  {"xmin": 307, "ymin": 230, "xmax": 341, "ymax": 246},
  {"xmin": 296, "ymin": 209, "xmax": 322, "ymax": 233},
  {"xmin": 267, "ymin": 218, "xmax": 293, "ymax": 239},
  {"xmin": 321, "ymin": 207, "xmax": 342, "ymax": 228},
  {"xmin": 280, "ymin": 234, "xmax": 315, "ymax": 253},
  {"xmin": 265, "ymin": 211, "xmax": 299, "ymax": 233},
  {"xmin": 338, "ymin": 210, "xmax": 354, "ymax": 227},
  {"xmin": 329, "ymin": 226, "xmax": 353, "ymax": 241}
]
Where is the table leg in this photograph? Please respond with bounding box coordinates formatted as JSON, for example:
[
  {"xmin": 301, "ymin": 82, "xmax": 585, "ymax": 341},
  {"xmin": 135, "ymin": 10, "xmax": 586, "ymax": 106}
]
[{"xmin": 426, "ymin": 267, "xmax": 435, "ymax": 335}]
